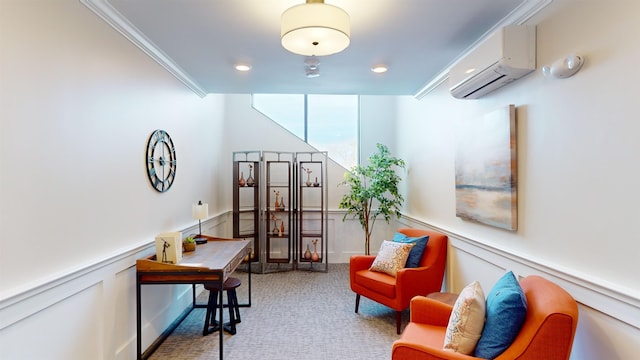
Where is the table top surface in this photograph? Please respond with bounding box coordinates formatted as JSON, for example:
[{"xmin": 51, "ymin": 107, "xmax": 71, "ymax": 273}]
[
  {"xmin": 426, "ymin": 292, "xmax": 459, "ymax": 306},
  {"xmin": 137, "ymin": 236, "xmax": 250, "ymax": 273}
]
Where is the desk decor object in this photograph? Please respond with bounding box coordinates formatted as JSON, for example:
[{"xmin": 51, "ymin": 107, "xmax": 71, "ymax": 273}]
[
  {"xmin": 192, "ymin": 200, "xmax": 209, "ymax": 244},
  {"xmin": 155, "ymin": 232, "xmax": 182, "ymax": 263},
  {"xmin": 183, "ymin": 236, "xmax": 196, "ymax": 252}
]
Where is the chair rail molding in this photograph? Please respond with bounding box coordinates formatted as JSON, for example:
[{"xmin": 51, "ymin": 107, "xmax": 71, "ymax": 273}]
[
  {"xmin": 0, "ymin": 214, "xmax": 228, "ymax": 357},
  {"xmin": 397, "ymin": 216, "xmax": 640, "ymax": 330}
]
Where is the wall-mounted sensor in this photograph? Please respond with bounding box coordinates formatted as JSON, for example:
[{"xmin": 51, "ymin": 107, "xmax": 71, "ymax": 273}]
[{"xmin": 542, "ymin": 54, "xmax": 584, "ymax": 78}]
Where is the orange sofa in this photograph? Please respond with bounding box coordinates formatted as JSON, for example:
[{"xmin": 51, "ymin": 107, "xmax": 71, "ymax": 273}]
[
  {"xmin": 392, "ymin": 275, "xmax": 579, "ymax": 360},
  {"xmin": 350, "ymin": 228, "xmax": 448, "ymax": 334}
]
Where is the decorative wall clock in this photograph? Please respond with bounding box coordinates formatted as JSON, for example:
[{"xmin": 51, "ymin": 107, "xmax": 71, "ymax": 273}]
[{"xmin": 146, "ymin": 129, "xmax": 177, "ymax": 192}]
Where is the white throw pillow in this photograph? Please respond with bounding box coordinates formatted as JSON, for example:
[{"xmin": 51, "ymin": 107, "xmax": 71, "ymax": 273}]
[
  {"xmin": 443, "ymin": 281, "xmax": 486, "ymax": 355},
  {"xmin": 369, "ymin": 240, "xmax": 414, "ymax": 277}
]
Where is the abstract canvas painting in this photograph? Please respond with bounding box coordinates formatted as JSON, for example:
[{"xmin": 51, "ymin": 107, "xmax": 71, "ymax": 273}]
[{"xmin": 455, "ymin": 105, "xmax": 517, "ymax": 230}]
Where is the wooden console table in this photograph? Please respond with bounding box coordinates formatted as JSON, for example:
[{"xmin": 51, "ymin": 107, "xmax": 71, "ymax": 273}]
[{"xmin": 136, "ymin": 235, "xmax": 251, "ymax": 360}]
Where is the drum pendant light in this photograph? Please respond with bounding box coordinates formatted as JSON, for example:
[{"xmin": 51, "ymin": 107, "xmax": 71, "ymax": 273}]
[{"xmin": 281, "ymin": 0, "xmax": 350, "ymax": 56}]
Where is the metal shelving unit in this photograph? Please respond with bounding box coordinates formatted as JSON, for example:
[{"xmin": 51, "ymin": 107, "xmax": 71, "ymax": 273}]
[
  {"xmin": 233, "ymin": 150, "xmax": 327, "ymax": 273},
  {"xmin": 295, "ymin": 151, "xmax": 328, "ymax": 272},
  {"xmin": 232, "ymin": 151, "xmax": 261, "ymax": 270}
]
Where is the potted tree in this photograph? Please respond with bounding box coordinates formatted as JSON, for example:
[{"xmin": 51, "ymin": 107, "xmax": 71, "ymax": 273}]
[{"xmin": 339, "ymin": 143, "xmax": 406, "ymax": 255}]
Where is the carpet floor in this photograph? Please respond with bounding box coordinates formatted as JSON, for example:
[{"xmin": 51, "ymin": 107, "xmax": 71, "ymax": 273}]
[{"xmin": 147, "ymin": 264, "xmax": 408, "ymax": 360}]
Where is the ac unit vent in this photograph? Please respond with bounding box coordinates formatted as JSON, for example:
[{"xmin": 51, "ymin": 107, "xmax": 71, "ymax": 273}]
[{"xmin": 449, "ymin": 25, "xmax": 536, "ymax": 99}]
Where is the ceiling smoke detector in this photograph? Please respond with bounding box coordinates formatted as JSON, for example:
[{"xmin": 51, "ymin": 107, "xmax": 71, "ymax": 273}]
[
  {"xmin": 306, "ymin": 69, "xmax": 320, "ymax": 78},
  {"xmin": 304, "ymin": 57, "xmax": 320, "ymax": 78}
]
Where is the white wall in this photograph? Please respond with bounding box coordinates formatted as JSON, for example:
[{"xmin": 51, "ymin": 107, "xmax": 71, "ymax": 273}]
[
  {"xmin": 0, "ymin": 0, "xmax": 227, "ymax": 298},
  {"xmin": 360, "ymin": 96, "xmax": 397, "ymax": 165},
  {"xmin": 395, "ymin": 0, "xmax": 639, "ymax": 358},
  {"xmin": 223, "ymin": 94, "xmax": 398, "ymax": 211},
  {"xmin": 4, "ymin": 0, "xmax": 635, "ymax": 359},
  {"xmin": 222, "ymin": 94, "xmax": 398, "ymax": 261},
  {"xmin": 0, "ymin": 0, "xmax": 227, "ymax": 358}
]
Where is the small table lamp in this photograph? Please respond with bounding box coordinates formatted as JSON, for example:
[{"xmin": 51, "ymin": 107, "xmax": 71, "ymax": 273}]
[{"xmin": 192, "ymin": 200, "xmax": 208, "ymax": 244}]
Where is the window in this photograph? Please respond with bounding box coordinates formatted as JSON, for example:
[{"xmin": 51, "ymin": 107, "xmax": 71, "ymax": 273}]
[
  {"xmin": 251, "ymin": 94, "xmax": 305, "ymax": 139},
  {"xmin": 252, "ymin": 94, "xmax": 358, "ymax": 169}
]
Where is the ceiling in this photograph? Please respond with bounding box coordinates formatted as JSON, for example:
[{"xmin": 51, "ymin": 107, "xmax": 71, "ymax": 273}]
[{"xmin": 85, "ymin": 0, "xmax": 550, "ymax": 97}]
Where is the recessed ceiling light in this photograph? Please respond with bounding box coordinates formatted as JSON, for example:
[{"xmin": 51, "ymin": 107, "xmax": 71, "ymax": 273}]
[
  {"xmin": 234, "ymin": 64, "xmax": 252, "ymax": 72},
  {"xmin": 371, "ymin": 65, "xmax": 388, "ymax": 73}
]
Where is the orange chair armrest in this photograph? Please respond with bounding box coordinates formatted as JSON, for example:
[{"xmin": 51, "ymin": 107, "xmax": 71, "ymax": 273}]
[
  {"xmin": 393, "ymin": 340, "xmax": 478, "ymax": 360},
  {"xmin": 350, "ymin": 254, "xmax": 376, "ymax": 271},
  {"xmin": 409, "ymin": 296, "xmax": 454, "ymax": 326},
  {"xmin": 349, "ymin": 255, "xmax": 376, "ymax": 285},
  {"xmin": 396, "ymin": 265, "xmax": 431, "ymax": 283},
  {"xmin": 395, "ymin": 266, "xmax": 443, "ymax": 303}
]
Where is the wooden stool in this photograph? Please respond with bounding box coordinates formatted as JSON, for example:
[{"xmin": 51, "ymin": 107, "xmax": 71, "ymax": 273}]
[{"xmin": 203, "ymin": 277, "xmax": 242, "ymax": 336}]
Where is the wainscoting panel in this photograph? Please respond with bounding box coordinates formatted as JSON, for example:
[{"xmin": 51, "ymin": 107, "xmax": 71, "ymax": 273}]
[
  {"xmin": 114, "ymin": 265, "xmax": 137, "ymax": 360},
  {"xmin": 446, "ymin": 244, "xmax": 507, "ymax": 293},
  {"xmin": 2, "ymin": 213, "xmax": 636, "ymax": 359},
  {"xmin": 398, "ymin": 216, "xmax": 640, "ymax": 360},
  {"xmin": 0, "ymin": 215, "xmax": 228, "ymax": 360},
  {"xmin": 329, "ymin": 209, "xmax": 398, "ymax": 261},
  {"xmin": 0, "ymin": 282, "xmax": 103, "ymax": 359}
]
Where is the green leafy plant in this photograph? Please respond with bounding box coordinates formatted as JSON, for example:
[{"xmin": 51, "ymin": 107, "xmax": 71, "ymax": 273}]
[
  {"xmin": 184, "ymin": 236, "xmax": 196, "ymax": 244},
  {"xmin": 183, "ymin": 236, "xmax": 196, "ymax": 252},
  {"xmin": 339, "ymin": 143, "xmax": 406, "ymax": 255}
]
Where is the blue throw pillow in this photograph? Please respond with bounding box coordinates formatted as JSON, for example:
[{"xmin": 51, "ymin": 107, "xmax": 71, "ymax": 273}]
[
  {"xmin": 474, "ymin": 271, "xmax": 528, "ymax": 359},
  {"xmin": 392, "ymin": 232, "xmax": 429, "ymax": 268}
]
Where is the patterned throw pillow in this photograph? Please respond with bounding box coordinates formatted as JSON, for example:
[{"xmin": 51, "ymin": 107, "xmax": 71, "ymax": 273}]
[
  {"xmin": 369, "ymin": 240, "xmax": 415, "ymax": 277},
  {"xmin": 443, "ymin": 281, "xmax": 486, "ymax": 355}
]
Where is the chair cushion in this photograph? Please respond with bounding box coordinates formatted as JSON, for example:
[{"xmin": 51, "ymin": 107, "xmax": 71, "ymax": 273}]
[
  {"xmin": 369, "ymin": 240, "xmax": 414, "ymax": 277},
  {"xmin": 355, "ymin": 269, "xmax": 397, "ymax": 298},
  {"xmin": 443, "ymin": 281, "xmax": 486, "ymax": 355},
  {"xmin": 393, "ymin": 232, "xmax": 429, "ymax": 268},
  {"xmin": 475, "ymin": 271, "xmax": 528, "ymax": 359}
]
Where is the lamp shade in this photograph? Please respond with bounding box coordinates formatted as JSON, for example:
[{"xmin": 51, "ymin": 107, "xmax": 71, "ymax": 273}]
[
  {"xmin": 192, "ymin": 202, "xmax": 208, "ymax": 220},
  {"xmin": 281, "ymin": 1, "xmax": 350, "ymax": 56}
]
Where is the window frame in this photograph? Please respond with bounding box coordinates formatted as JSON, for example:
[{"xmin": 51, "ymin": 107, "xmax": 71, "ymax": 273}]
[{"xmin": 251, "ymin": 94, "xmax": 360, "ymax": 169}]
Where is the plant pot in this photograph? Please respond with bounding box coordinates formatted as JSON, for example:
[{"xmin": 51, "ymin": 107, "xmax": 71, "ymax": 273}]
[{"xmin": 183, "ymin": 242, "xmax": 196, "ymax": 252}]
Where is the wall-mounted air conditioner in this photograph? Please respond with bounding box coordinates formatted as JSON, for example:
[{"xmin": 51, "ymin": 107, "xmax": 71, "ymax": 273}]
[{"xmin": 449, "ymin": 25, "xmax": 536, "ymax": 99}]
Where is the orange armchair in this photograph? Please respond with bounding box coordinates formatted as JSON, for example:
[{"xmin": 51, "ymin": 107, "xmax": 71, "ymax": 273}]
[
  {"xmin": 350, "ymin": 228, "xmax": 448, "ymax": 334},
  {"xmin": 392, "ymin": 275, "xmax": 579, "ymax": 360}
]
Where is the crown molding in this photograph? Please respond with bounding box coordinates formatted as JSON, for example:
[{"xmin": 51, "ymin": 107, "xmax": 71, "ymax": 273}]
[
  {"xmin": 414, "ymin": 0, "xmax": 554, "ymax": 99},
  {"xmin": 81, "ymin": 0, "xmax": 208, "ymax": 98}
]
